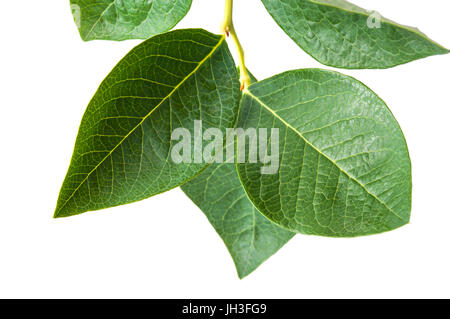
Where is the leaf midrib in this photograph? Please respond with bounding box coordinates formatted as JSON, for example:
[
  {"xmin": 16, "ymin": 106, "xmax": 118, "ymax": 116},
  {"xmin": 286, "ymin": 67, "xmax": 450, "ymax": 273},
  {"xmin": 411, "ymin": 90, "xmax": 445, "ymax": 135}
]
[
  {"xmin": 55, "ymin": 35, "xmax": 225, "ymax": 216},
  {"xmin": 244, "ymin": 88, "xmax": 407, "ymax": 223}
]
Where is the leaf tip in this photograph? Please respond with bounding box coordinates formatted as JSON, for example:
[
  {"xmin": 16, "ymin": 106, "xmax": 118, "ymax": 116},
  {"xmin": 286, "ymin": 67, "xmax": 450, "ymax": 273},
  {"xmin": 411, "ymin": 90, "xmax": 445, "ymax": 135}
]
[
  {"xmin": 237, "ymin": 271, "xmax": 249, "ymax": 280},
  {"xmin": 53, "ymin": 207, "xmax": 63, "ymax": 219},
  {"xmin": 53, "ymin": 200, "xmax": 72, "ymax": 219},
  {"xmin": 236, "ymin": 265, "xmax": 257, "ymax": 280}
]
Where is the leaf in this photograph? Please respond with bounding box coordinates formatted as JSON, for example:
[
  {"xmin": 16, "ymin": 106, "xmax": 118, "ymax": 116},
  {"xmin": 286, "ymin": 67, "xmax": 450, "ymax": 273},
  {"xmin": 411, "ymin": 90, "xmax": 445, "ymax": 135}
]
[
  {"xmin": 55, "ymin": 29, "xmax": 240, "ymax": 218},
  {"xmin": 237, "ymin": 68, "xmax": 412, "ymax": 237},
  {"xmin": 71, "ymin": 0, "xmax": 192, "ymax": 41},
  {"xmin": 181, "ymin": 162, "xmax": 295, "ymax": 278},
  {"xmin": 181, "ymin": 70, "xmax": 294, "ymax": 279},
  {"xmin": 261, "ymin": 0, "xmax": 449, "ymax": 69}
]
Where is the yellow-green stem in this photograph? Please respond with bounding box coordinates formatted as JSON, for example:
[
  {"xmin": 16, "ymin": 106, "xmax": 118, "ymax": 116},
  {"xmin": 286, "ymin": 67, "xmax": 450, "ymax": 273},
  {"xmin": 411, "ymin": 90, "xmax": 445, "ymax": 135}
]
[{"xmin": 220, "ymin": 0, "xmax": 251, "ymax": 90}]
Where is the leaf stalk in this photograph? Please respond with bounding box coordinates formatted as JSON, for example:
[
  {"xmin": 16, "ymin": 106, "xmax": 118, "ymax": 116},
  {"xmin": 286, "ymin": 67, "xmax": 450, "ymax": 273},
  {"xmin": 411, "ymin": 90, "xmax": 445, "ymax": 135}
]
[{"xmin": 221, "ymin": 0, "xmax": 251, "ymax": 90}]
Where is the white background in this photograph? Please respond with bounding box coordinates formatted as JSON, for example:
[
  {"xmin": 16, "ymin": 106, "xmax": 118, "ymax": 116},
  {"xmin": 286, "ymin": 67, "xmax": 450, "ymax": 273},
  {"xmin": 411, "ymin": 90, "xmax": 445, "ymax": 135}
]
[{"xmin": 0, "ymin": 0, "xmax": 449, "ymax": 298}]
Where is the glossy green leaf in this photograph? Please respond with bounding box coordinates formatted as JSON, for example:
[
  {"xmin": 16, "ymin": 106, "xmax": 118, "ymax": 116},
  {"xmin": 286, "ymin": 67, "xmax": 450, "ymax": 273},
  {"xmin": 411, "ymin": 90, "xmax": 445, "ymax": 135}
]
[
  {"xmin": 181, "ymin": 69, "xmax": 294, "ymax": 279},
  {"xmin": 261, "ymin": 0, "xmax": 449, "ymax": 69},
  {"xmin": 182, "ymin": 162, "xmax": 295, "ymax": 278},
  {"xmin": 70, "ymin": 0, "xmax": 192, "ymax": 41},
  {"xmin": 55, "ymin": 29, "xmax": 240, "ymax": 218},
  {"xmin": 238, "ymin": 69, "xmax": 411, "ymax": 237}
]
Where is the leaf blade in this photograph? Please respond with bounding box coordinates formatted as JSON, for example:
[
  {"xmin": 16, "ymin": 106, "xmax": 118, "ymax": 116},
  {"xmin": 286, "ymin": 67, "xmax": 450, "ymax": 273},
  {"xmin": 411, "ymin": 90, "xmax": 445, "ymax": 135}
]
[
  {"xmin": 71, "ymin": 0, "xmax": 192, "ymax": 41},
  {"xmin": 238, "ymin": 69, "xmax": 412, "ymax": 237},
  {"xmin": 181, "ymin": 70, "xmax": 294, "ymax": 279},
  {"xmin": 55, "ymin": 29, "xmax": 240, "ymax": 218},
  {"xmin": 261, "ymin": 0, "xmax": 449, "ymax": 69}
]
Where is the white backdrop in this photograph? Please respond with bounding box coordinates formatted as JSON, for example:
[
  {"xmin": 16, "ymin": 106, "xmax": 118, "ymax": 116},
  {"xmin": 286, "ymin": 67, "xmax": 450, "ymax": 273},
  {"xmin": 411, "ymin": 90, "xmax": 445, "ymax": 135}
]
[{"xmin": 0, "ymin": 0, "xmax": 449, "ymax": 298}]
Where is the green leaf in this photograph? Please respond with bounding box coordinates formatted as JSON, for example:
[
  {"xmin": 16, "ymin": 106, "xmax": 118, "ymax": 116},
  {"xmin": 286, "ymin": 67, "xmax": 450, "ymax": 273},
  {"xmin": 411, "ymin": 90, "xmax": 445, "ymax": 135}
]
[
  {"xmin": 71, "ymin": 0, "xmax": 192, "ymax": 41},
  {"xmin": 261, "ymin": 0, "xmax": 449, "ymax": 69},
  {"xmin": 237, "ymin": 69, "xmax": 411, "ymax": 237},
  {"xmin": 181, "ymin": 163, "xmax": 295, "ymax": 279},
  {"xmin": 55, "ymin": 29, "xmax": 240, "ymax": 218},
  {"xmin": 181, "ymin": 69, "xmax": 294, "ymax": 279}
]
